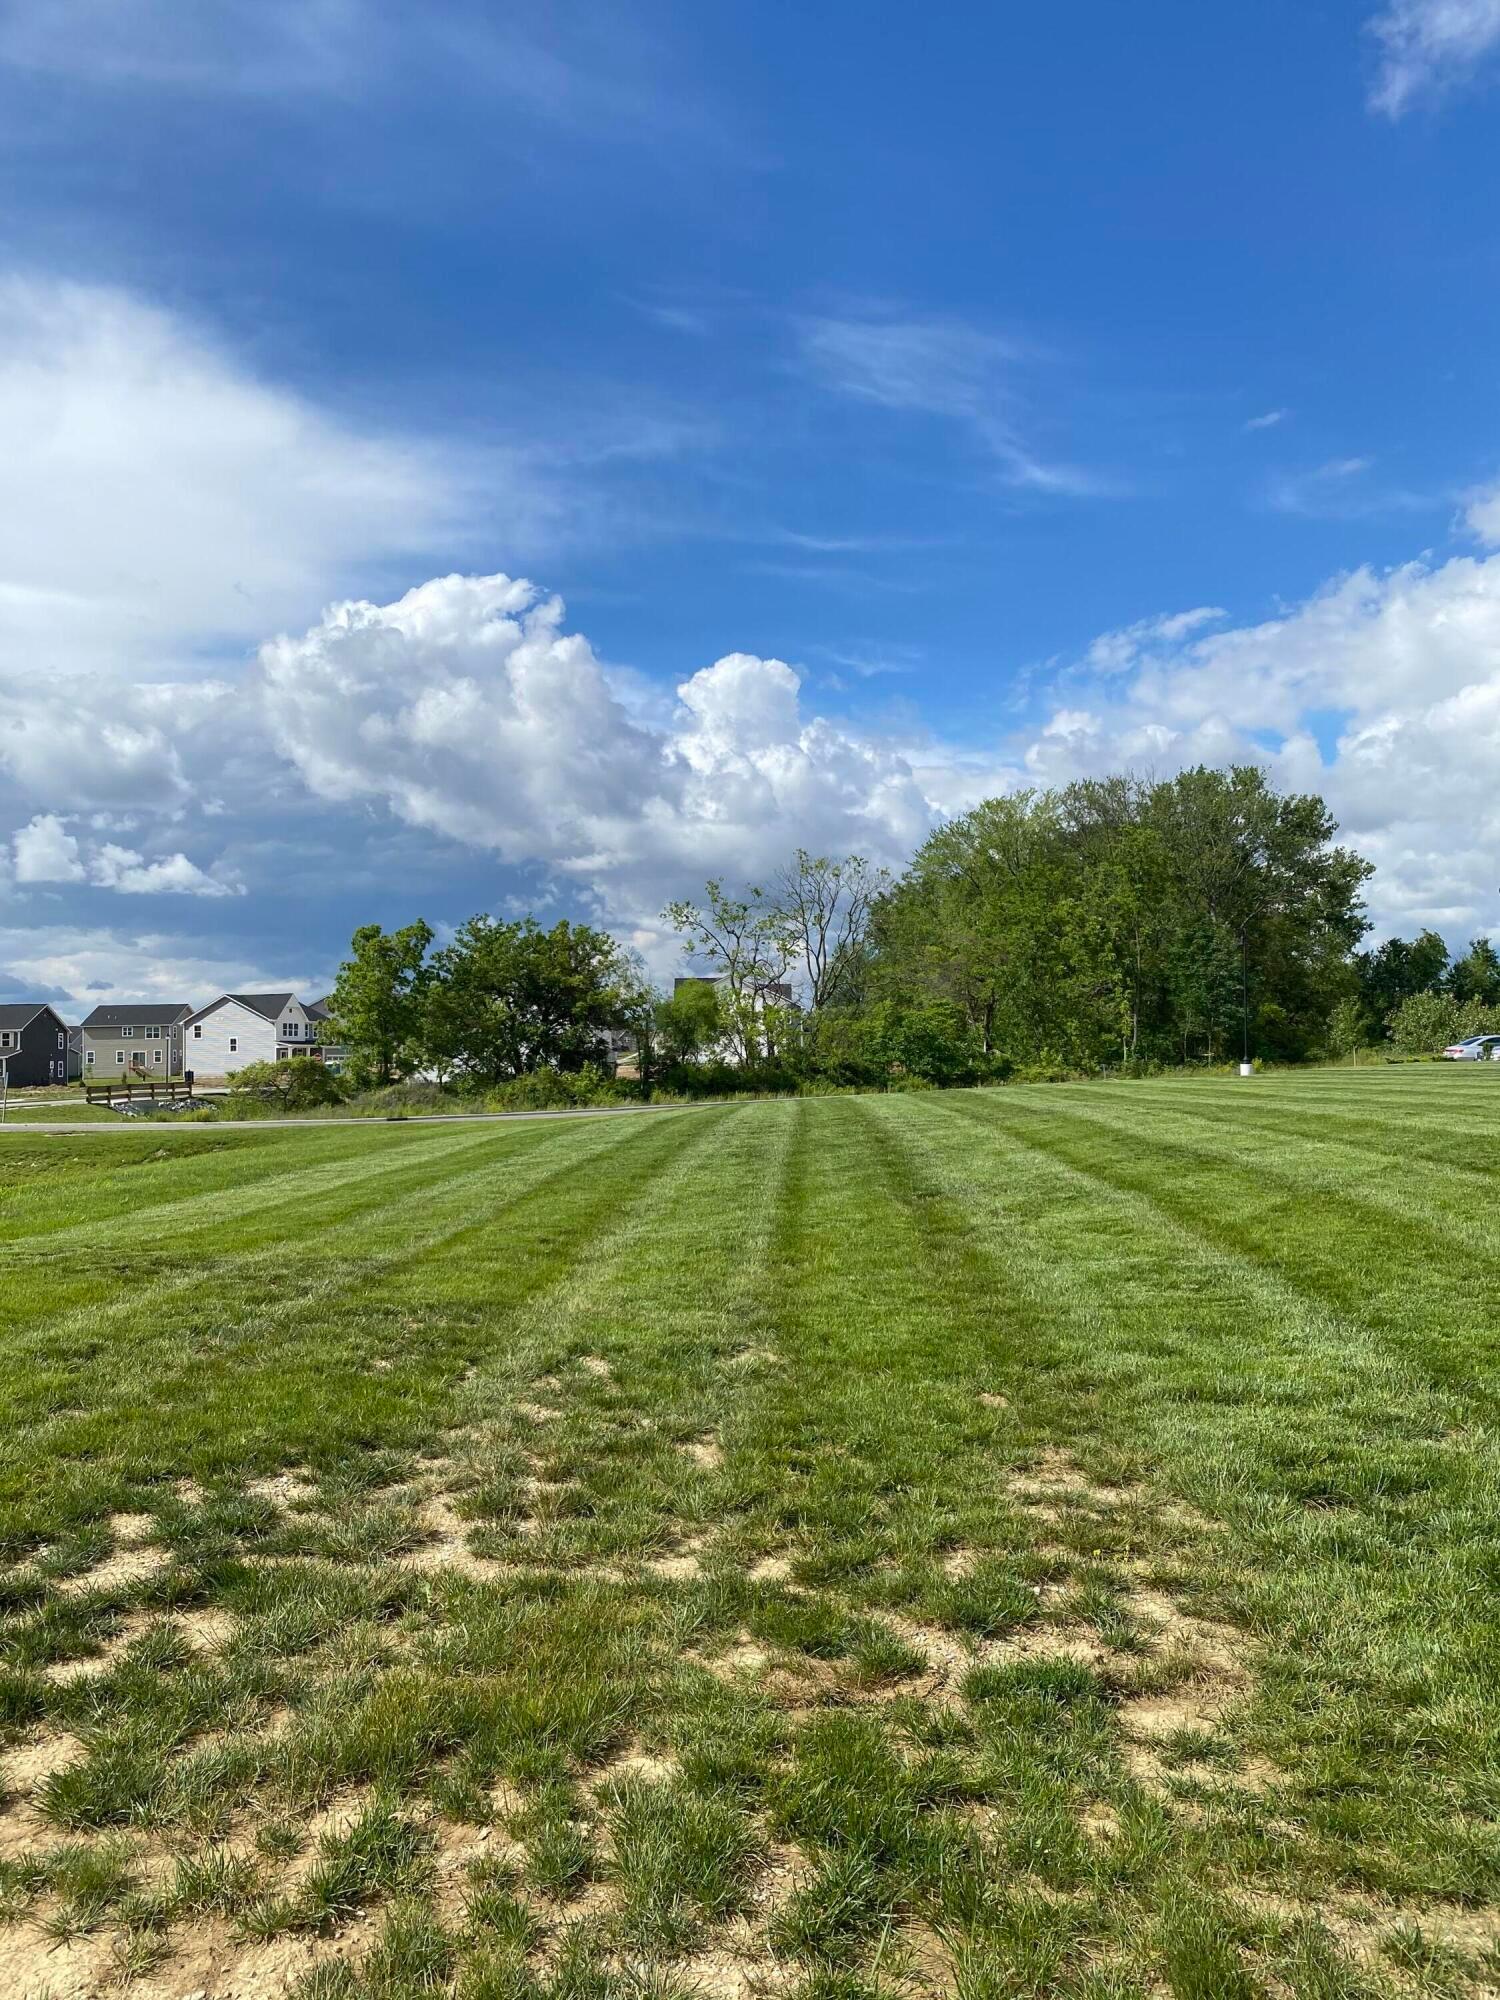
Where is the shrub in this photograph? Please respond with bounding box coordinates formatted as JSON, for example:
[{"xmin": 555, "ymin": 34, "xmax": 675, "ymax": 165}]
[
  {"xmin": 1387, "ymin": 992, "xmax": 1461, "ymax": 1056},
  {"xmin": 228, "ymin": 1057, "xmax": 348, "ymax": 1112}
]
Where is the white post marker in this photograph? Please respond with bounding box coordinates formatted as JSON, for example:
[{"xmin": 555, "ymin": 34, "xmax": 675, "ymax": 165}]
[{"xmin": 1238, "ymin": 1061, "xmax": 1254, "ymax": 1078}]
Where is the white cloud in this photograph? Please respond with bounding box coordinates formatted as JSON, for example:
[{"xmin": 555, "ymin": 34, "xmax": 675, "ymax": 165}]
[
  {"xmin": 0, "ymin": 924, "xmax": 323, "ymax": 1009},
  {"xmin": 13, "ymin": 813, "xmax": 83, "ymax": 883},
  {"xmin": 258, "ymin": 572, "xmax": 936, "ymax": 926},
  {"xmin": 1464, "ymin": 480, "xmax": 1500, "ymax": 545},
  {"xmin": 9, "ymin": 814, "xmax": 237, "ymax": 898},
  {"xmin": 1368, "ymin": 0, "xmax": 1500, "ymax": 115},
  {"xmin": 0, "ymin": 276, "xmax": 460, "ymax": 689},
  {"xmin": 1244, "ymin": 409, "xmax": 1289, "ymax": 431},
  {"xmin": 87, "ymin": 844, "xmax": 240, "ymax": 897},
  {"xmin": 1020, "ymin": 555, "xmax": 1500, "ymax": 940},
  {"xmin": 794, "ymin": 311, "xmax": 1106, "ymax": 496}
]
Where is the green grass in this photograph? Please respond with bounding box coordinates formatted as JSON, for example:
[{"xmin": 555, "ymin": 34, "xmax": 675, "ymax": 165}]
[{"xmin": 2, "ymin": 1070, "xmax": 1499, "ymax": 1995}]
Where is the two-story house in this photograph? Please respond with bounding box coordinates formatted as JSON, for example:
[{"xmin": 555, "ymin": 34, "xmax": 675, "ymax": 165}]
[
  {"xmin": 185, "ymin": 992, "xmax": 334, "ymax": 1075},
  {"xmin": 81, "ymin": 1003, "xmax": 193, "ymax": 1077},
  {"xmin": 0, "ymin": 1003, "xmax": 71, "ymax": 1086}
]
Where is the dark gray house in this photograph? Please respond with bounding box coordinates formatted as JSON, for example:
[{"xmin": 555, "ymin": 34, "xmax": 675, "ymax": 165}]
[{"xmin": 0, "ymin": 1003, "xmax": 71, "ymax": 1086}]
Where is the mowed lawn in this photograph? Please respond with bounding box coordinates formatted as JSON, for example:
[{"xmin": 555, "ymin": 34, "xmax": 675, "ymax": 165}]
[{"xmin": 2, "ymin": 1075, "xmax": 1499, "ymax": 2000}]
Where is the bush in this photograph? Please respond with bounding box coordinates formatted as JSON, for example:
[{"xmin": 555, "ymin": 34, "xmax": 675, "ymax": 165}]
[
  {"xmin": 1387, "ymin": 992, "xmax": 1461, "ymax": 1056},
  {"xmin": 484, "ymin": 1063, "xmax": 628, "ymax": 1112},
  {"xmin": 228, "ymin": 1056, "xmax": 349, "ymax": 1111}
]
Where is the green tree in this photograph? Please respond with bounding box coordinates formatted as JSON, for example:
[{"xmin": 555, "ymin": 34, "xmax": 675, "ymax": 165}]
[
  {"xmin": 664, "ymin": 880, "xmax": 793, "ymax": 1063},
  {"xmin": 1326, "ymin": 996, "xmax": 1369, "ymax": 1065},
  {"xmin": 1356, "ymin": 929, "xmax": 1450, "ymax": 1021},
  {"xmin": 771, "ymin": 850, "xmax": 888, "ymax": 1012},
  {"xmin": 229, "ymin": 1056, "xmax": 347, "ymax": 1110},
  {"xmin": 423, "ymin": 915, "xmax": 630, "ymax": 1085},
  {"xmin": 1387, "ymin": 991, "xmax": 1461, "ymax": 1056},
  {"xmin": 1448, "ymin": 936, "xmax": 1500, "ymax": 1007},
  {"xmin": 327, "ymin": 921, "xmax": 434, "ymax": 1087}
]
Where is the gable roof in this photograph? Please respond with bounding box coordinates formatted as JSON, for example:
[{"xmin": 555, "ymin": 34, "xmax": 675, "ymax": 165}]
[
  {"xmin": 0, "ymin": 1002, "xmax": 56, "ymax": 1032},
  {"xmin": 228, "ymin": 992, "xmax": 298, "ymax": 1022},
  {"xmin": 81, "ymin": 1003, "xmax": 192, "ymax": 1030}
]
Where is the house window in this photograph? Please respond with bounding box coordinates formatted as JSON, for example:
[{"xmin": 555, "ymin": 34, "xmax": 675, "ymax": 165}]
[
  {"xmin": 228, "ymin": 1037, "xmax": 237, "ymax": 1053},
  {"xmin": 0, "ymin": 1032, "xmax": 14, "ymax": 1050},
  {"xmin": 277, "ymin": 1048, "xmax": 289, "ymax": 1060},
  {"xmin": 86, "ymin": 1050, "xmax": 95, "ymax": 1067},
  {"xmin": 116, "ymin": 1051, "xmax": 125, "ymax": 1065},
  {"xmin": 193, "ymin": 1024, "xmax": 202, "ymax": 1038},
  {"xmin": 57, "ymin": 1031, "xmax": 65, "ymax": 1049},
  {"xmin": 122, "ymin": 1025, "xmax": 134, "ymax": 1038},
  {"xmin": 153, "ymin": 1049, "xmax": 163, "ymax": 1066},
  {"xmin": 144, "ymin": 1025, "xmax": 161, "ymax": 1040}
]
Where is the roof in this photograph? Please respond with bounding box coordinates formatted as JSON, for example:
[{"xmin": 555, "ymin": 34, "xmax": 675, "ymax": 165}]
[
  {"xmin": 305, "ymin": 996, "xmax": 333, "ymax": 1020},
  {"xmin": 0, "ymin": 1002, "xmax": 55, "ymax": 1031},
  {"xmin": 81, "ymin": 1003, "xmax": 192, "ymax": 1029},
  {"xmin": 228, "ymin": 992, "xmax": 298, "ymax": 1022}
]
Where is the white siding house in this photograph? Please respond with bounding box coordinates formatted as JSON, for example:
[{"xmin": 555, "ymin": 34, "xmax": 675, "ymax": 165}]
[{"xmin": 185, "ymin": 993, "xmax": 327, "ymax": 1076}]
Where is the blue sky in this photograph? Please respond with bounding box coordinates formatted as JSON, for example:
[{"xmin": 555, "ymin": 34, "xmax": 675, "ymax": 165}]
[{"xmin": 2, "ymin": 0, "xmax": 1499, "ymax": 1005}]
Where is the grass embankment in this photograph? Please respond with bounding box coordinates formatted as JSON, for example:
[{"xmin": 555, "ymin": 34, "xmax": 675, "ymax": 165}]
[{"xmin": 2, "ymin": 1071, "xmax": 1499, "ymax": 1998}]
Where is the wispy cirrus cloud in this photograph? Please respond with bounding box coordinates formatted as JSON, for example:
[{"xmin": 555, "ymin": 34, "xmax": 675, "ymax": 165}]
[
  {"xmin": 1244, "ymin": 408, "xmax": 1289, "ymax": 432},
  {"xmin": 792, "ymin": 310, "xmax": 1111, "ymax": 497},
  {"xmin": 1367, "ymin": 0, "xmax": 1500, "ymax": 116}
]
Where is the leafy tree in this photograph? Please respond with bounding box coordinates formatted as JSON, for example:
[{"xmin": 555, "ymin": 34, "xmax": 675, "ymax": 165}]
[
  {"xmin": 229, "ymin": 1056, "xmax": 347, "ymax": 1110},
  {"xmin": 1356, "ymin": 929, "xmax": 1450, "ymax": 1021},
  {"xmin": 663, "ymin": 879, "xmax": 793, "ymax": 1062},
  {"xmin": 1326, "ymin": 996, "xmax": 1370, "ymax": 1065},
  {"xmin": 771, "ymin": 850, "xmax": 889, "ymax": 1012},
  {"xmin": 1448, "ymin": 936, "xmax": 1500, "ymax": 1007},
  {"xmin": 654, "ymin": 980, "xmax": 725, "ymax": 1067},
  {"xmin": 327, "ymin": 921, "xmax": 434, "ymax": 1087},
  {"xmin": 1387, "ymin": 991, "xmax": 1461, "ymax": 1056},
  {"xmin": 423, "ymin": 916, "xmax": 630, "ymax": 1085}
]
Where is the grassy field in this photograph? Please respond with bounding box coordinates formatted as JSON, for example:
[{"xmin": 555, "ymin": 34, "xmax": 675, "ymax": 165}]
[{"xmin": 2, "ymin": 1072, "xmax": 1499, "ymax": 2000}]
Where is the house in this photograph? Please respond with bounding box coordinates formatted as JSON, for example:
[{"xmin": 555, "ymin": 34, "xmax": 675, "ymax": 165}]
[
  {"xmin": 185, "ymin": 992, "xmax": 337, "ymax": 1075},
  {"xmin": 81, "ymin": 1003, "xmax": 193, "ymax": 1077},
  {"xmin": 0, "ymin": 1003, "xmax": 71, "ymax": 1087},
  {"xmin": 672, "ymin": 974, "xmax": 797, "ymax": 1063}
]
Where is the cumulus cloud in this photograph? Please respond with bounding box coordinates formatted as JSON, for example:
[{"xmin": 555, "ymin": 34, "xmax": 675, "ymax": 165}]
[
  {"xmin": 258, "ymin": 572, "xmax": 936, "ymax": 925},
  {"xmin": 1367, "ymin": 0, "xmax": 1500, "ymax": 116},
  {"xmin": 9, "ymin": 814, "xmax": 237, "ymax": 898},
  {"xmin": 1019, "ymin": 557, "xmax": 1500, "ymax": 940},
  {"xmin": 13, "ymin": 813, "xmax": 83, "ymax": 883},
  {"xmin": 87, "ymin": 844, "xmax": 240, "ymax": 897}
]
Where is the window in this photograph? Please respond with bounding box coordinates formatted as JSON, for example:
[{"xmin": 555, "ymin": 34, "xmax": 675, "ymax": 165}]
[
  {"xmin": 193, "ymin": 1024, "xmax": 202, "ymax": 1039},
  {"xmin": 277, "ymin": 1048, "xmax": 289, "ymax": 1060},
  {"xmin": 153, "ymin": 1049, "xmax": 163, "ymax": 1066},
  {"xmin": 228, "ymin": 1037, "xmax": 237, "ymax": 1053},
  {"xmin": 116, "ymin": 1051, "xmax": 126, "ymax": 1065},
  {"xmin": 57, "ymin": 1031, "xmax": 65, "ymax": 1049},
  {"xmin": 86, "ymin": 1050, "xmax": 95, "ymax": 1067},
  {"xmin": 144, "ymin": 1025, "xmax": 162, "ymax": 1040},
  {"xmin": 122, "ymin": 1025, "xmax": 134, "ymax": 1038}
]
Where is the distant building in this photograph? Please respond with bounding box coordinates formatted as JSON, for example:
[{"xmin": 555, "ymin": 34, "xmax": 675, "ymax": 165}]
[
  {"xmin": 81, "ymin": 1003, "xmax": 193, "ymax": 1077},
  {"xmin": 0, "ymin": 1003, "xmax": 71, "ymax": 1086},
  {"xmin": 672, "ymin": 974, "xmax": 796, "ymax": 1063},
  {"xmin": 185, "ymin": 992, "xmax": 342, "ymax": 1075}
]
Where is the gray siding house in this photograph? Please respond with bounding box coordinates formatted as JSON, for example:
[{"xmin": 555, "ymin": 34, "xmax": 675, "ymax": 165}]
[{"xmin": 81, "ymin": 1003, "xmax": 193, "ymax": 1078}]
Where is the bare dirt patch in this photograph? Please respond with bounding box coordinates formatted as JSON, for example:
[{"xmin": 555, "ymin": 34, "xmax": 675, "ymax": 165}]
[
  {"xmin": 406, "ymin": 1492, "xmax": 510, "ymax": 1580},
  {"xmin": 977, "ymin": 1391, "xmax": 1009, "ymax": 1409},
  {"xmin": 749, "ymin": 1554, "xmax": 792, "ymax": 1583},
  {"xmin": 578, "ymin": 1355, "xmax": 613, "ymax": 1379},
  {"xmin": 1006, "ymin": 1449, "xmax": 1132, "ymax": 1515},
  {"xmin": 58, "ymin": 1540, "xmax": 170, "ymax": 1598},
  {"xmin": 680, "ymin": 1433, "xmax": 723, "ymax": 1471},
  {"xmin": 245, "ymin": 1468, "xmax": 318, "ymax": 1510}
]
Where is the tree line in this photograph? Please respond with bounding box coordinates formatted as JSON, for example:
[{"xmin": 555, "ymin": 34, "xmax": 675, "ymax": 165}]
[{"xmin": 322, "ymin": 764, "xmax": 1492, "ymax": 1095}]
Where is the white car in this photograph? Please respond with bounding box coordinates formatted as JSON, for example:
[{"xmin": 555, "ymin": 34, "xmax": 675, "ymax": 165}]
[{"xmin": 1440, "ymin": 1034, "xmax": 1500, "ymax": 1060}]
